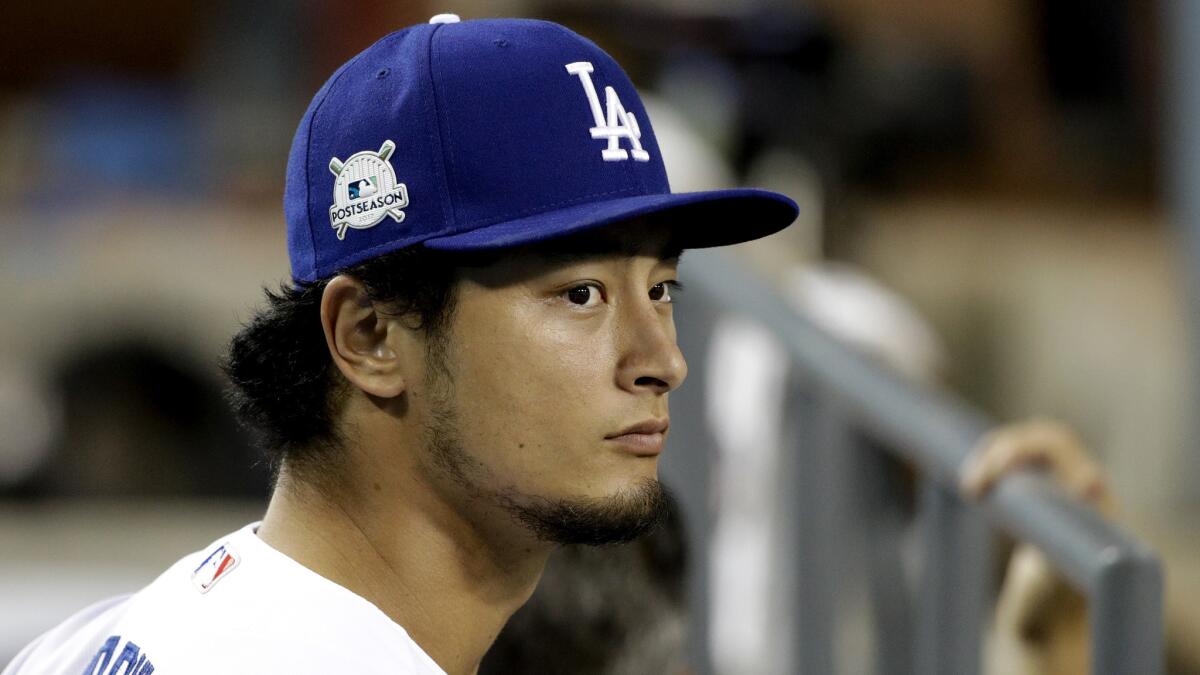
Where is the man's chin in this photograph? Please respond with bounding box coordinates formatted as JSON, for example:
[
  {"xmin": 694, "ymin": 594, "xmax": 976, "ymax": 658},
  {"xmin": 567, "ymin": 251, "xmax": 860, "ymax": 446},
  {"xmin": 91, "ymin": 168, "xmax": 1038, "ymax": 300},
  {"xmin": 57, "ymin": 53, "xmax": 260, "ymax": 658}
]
[{"xmin": 505, "ymin": 477, "xmax": 669, "ymax": 546}]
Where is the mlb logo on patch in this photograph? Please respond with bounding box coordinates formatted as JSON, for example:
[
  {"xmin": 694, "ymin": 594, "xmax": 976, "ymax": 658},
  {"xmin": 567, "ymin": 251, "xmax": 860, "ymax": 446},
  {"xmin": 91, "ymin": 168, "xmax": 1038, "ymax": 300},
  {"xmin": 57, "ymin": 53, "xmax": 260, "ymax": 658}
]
[
  {"xmin": 348, "ymin": 176, "xmax": 379, "ymax": 200},
  {"xmin": 192, "ymin": 543, "xmax": 239, "ymax": 594}
]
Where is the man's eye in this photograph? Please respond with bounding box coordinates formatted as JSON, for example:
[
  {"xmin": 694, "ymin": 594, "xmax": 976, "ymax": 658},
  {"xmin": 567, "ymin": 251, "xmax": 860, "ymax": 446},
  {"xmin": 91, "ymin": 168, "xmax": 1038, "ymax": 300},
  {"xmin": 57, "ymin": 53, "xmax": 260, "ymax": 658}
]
[
  {"xmin": 649, "ymin": 281, "xmax": 677, "ymax": 303},
  {"xmin": 564, "ymin": 284, "xmax": 603, "ymax": 307}
]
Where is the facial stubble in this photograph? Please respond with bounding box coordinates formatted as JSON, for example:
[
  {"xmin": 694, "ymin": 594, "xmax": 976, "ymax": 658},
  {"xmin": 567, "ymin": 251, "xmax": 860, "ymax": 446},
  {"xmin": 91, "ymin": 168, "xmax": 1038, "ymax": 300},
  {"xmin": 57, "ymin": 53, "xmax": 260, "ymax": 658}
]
[{"xmin": 421, "ymin": 331, "xmax": 668, "ymax": 546}]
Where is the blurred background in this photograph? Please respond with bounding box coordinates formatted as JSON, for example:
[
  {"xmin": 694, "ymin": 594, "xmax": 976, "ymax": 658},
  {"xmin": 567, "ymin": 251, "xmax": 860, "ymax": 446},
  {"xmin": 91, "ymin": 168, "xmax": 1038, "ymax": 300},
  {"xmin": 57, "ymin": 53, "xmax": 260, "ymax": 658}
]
[{"xmin": 0, "ymin": 0, "xmax": 1196, "ymax": 672}]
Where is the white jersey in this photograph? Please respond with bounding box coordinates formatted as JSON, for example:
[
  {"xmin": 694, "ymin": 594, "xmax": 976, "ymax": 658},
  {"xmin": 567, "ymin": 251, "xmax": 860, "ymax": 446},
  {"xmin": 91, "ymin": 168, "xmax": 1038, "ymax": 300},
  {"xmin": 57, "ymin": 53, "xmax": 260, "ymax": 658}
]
[{"xmin": 3, "ymin": 522, "xmax": 446, "ymax": 674}]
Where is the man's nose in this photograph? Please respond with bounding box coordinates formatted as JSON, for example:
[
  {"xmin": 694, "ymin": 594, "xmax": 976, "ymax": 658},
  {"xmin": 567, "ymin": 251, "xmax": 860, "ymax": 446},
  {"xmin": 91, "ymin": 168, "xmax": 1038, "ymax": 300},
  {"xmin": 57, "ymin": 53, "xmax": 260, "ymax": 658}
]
[{"xmin": 614, "ymin": 298, "xmax": 688, "ymax": 395}]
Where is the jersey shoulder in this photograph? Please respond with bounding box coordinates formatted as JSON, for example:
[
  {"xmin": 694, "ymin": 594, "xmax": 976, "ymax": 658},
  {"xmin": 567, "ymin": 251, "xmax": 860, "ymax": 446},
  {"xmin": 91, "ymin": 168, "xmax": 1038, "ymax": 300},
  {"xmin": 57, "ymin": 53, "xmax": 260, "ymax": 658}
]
[{"xmin": 4, "ymin": 523, "xmax": 445, "ymax": 674}]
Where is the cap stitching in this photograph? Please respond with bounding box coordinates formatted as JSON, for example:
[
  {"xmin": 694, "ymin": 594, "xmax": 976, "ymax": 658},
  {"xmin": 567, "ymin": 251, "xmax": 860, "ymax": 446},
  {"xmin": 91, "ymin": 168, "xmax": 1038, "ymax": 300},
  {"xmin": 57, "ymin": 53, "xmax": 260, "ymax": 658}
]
[
  {"xmin": 426, "ymin": 23, "xmax": 458, "ymax": 229},
  {"xmin": 299, "ymin": 115, "xmax": 319, "ymax": 279}
]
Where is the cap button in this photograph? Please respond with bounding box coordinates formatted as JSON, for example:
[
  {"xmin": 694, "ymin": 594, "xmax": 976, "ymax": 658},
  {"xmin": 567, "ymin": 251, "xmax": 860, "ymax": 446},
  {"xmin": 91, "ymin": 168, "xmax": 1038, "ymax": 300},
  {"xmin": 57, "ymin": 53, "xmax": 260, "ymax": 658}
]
[{"xmin": 429, "ymin": 13, "xmax": 461, "ymax": 24}]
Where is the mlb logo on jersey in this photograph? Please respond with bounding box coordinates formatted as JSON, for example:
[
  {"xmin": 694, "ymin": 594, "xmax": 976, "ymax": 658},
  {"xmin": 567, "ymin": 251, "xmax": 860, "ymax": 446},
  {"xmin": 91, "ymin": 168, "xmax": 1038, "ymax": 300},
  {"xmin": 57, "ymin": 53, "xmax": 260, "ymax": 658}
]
[{"xmin": 191, "ymin": 543, "xmax": 239, "ymax": 594}]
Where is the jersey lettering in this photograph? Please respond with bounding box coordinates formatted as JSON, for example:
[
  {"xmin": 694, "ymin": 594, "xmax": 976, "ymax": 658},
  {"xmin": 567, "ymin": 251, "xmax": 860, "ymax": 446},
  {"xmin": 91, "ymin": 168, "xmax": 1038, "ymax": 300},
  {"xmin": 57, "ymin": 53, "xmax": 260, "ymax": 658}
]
[{"xmin": 81, "ymin": 636, "xmax": 155, "ymax": 675}]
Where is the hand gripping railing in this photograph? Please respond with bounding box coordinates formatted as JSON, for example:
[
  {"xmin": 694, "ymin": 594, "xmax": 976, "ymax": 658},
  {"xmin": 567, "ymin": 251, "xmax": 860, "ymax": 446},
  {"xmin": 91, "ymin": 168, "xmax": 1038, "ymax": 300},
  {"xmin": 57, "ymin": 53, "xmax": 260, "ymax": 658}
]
[{"xmin": 669, "ymin": 250, "xmax": 1163, "ymax": 675}]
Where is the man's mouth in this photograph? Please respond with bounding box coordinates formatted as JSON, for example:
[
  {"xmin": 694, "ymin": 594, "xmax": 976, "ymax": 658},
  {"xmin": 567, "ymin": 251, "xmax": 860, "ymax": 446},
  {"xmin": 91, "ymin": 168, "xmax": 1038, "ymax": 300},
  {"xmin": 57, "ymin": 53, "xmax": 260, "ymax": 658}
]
[{"xmin": 605, "ymin": 418, "xmax": 669, "ymax": 456}]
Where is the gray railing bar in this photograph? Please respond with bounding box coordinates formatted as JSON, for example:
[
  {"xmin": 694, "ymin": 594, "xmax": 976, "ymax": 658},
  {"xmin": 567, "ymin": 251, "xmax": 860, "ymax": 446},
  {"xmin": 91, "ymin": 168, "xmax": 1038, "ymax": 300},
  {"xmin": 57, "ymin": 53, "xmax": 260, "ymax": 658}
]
[{"xmin": 681, "ymin": 250, "xmax": 1164, "ymax": 674}]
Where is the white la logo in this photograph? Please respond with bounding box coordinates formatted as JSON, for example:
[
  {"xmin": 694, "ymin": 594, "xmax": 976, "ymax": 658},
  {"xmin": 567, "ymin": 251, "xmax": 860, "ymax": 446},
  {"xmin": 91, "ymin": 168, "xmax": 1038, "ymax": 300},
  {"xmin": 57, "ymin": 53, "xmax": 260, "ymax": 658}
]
[
  {"xmin": 565, "ymin": 62, "xmax": 650, "ymax": 162},
  {"xmin": 328, "ymin": 140, "xmax": 410, "ymax": 241}
]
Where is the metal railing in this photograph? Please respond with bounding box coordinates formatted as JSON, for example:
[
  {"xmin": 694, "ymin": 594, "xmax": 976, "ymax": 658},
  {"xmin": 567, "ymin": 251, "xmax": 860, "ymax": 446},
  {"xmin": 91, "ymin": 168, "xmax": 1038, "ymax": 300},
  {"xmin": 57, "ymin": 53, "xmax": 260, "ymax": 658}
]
[{"xmin": 663, "ymin": 250, "xmax": 1163, "ymax": 675}]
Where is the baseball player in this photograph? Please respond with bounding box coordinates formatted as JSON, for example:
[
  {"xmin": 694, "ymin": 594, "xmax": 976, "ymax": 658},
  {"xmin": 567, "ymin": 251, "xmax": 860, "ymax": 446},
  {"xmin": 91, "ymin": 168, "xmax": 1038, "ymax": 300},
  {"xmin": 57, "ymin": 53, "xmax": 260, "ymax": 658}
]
[{"xmin": 3, "ymin": 14, "xmax": 799, "ymax": 675}]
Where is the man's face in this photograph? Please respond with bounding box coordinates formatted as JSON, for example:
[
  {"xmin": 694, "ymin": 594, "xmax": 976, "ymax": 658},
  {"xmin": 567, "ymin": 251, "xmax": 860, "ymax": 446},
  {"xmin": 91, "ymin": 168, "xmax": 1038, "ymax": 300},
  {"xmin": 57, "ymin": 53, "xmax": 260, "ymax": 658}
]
[{"xmin": 415, "ymin": 222, "xmax": 687, "ymax": 545}]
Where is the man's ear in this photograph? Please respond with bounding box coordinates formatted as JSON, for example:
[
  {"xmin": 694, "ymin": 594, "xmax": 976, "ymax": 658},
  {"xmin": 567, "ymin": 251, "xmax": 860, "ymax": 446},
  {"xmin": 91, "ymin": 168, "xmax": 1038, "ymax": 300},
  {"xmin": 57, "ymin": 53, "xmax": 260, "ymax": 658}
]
[{"xmin": 320, "ymin": 275, "xmax": 409, "ymax": 399}]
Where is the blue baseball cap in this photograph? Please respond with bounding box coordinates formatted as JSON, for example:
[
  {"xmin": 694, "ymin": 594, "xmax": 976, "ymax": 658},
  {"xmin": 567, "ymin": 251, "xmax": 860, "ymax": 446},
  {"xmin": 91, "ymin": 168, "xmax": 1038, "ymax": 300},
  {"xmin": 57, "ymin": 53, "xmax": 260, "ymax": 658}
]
[{"xmin": 285, "ymin": 14, "xmax": 798, "ymax": 283}]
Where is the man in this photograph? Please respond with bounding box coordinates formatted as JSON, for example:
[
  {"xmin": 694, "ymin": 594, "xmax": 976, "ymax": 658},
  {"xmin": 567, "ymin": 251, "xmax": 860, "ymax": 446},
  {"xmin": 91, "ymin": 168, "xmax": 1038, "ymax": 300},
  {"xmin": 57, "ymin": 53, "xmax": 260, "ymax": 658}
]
[{"xmin": 4, "ymin": 14, "xmax": 798, "ymax": 675}]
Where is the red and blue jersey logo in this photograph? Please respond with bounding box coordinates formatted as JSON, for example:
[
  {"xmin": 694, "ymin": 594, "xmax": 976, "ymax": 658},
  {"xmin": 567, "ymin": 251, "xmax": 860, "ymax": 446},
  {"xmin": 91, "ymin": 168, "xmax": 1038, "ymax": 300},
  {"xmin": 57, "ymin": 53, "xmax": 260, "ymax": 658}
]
[{"xmin": 191, "ymin": 543, "xmax": 239, "ymax": 594}]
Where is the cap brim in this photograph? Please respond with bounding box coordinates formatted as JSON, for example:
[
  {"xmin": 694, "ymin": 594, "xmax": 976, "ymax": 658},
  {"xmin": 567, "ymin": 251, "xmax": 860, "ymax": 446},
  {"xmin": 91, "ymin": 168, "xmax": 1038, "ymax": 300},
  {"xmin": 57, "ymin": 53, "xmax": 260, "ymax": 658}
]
[{"xmin": 421, "ymin": 188, "xmax": 798, "ymax": 252}]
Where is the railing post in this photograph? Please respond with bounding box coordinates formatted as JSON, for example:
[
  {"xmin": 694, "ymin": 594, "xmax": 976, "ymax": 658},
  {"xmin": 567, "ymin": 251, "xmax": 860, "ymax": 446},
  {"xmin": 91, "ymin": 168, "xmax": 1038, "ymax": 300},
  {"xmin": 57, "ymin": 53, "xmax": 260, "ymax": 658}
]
[
  {"xmin": 857, "ymin": 439, "xmax": 915, "ymax": 675},
  {"xmin": 1091, "ymin": 547, "xmax": 1164, "ymax": 675},
  {"xmin": 786, "ymin": 381, "xmax": 838, "ymax": 675},
  {"xmin": 915, "ymin": 481, "xmax": 991, "ymax": 675}
]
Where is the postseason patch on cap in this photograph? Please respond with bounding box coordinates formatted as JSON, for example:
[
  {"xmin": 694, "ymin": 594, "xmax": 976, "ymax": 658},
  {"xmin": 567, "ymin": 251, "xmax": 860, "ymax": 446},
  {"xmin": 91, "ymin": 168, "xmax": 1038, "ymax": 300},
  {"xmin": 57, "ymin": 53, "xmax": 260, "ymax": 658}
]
[
  {"xmin": 192, "ymin": 543, "xmax": 240, "ymax": 594},
  {"xmin": 328, "ymin": 140, "xmax": 410, "ymax": 242}
]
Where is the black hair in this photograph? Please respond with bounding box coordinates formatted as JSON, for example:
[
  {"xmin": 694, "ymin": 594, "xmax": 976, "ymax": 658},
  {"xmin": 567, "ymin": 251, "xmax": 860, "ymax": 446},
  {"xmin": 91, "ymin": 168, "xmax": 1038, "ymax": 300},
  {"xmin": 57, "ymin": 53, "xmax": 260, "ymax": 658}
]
[{"xmin": 221, "ymin": 246, "xmax": 463, "ymax": 481}]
